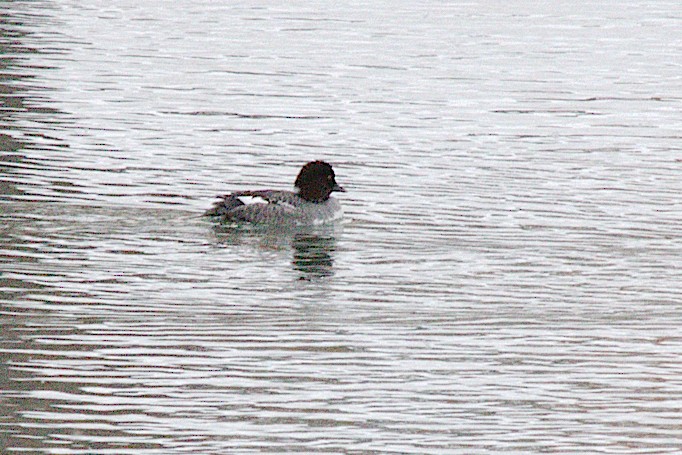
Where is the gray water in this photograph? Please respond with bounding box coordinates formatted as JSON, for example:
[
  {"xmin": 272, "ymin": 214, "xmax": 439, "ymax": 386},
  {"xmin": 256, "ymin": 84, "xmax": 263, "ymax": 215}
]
[{"xmin": 2, "ymin": 1, "xmax": 681, "ymax": 453}]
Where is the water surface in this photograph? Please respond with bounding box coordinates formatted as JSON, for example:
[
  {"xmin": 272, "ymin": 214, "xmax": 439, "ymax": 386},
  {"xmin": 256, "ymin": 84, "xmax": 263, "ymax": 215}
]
[{"xmin": 2, "ymin": 1, "xmax": 681, "ymax": 453}]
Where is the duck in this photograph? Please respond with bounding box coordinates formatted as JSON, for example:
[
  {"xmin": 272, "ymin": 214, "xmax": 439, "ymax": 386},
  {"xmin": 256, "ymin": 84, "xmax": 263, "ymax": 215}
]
[{"xmin": 205, "ymin": 160, "xmax": 346, "ymax": 226}]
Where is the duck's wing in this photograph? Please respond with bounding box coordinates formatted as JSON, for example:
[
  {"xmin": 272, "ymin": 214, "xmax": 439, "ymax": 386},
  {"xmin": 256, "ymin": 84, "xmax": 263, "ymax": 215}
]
[
  {"xmin": 229, "ymin": 190, "xmax": 300, "ymax": 206},
  {"xmin": 224, "ymin": 202, "xmax": 298, "ymax": 224},
  {"xmin": 204, "ymin": 190, "xmax": 300, "ymax": 218},
  {"xmin": 204, "ymin": 193, "xmax": 245, "ymax": 216}
]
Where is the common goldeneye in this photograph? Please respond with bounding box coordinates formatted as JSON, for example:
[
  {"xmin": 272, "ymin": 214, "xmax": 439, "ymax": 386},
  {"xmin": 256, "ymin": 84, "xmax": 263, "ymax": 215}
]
[{"xmin": 205, "ymin": 160, "xmax": 346, "ymax": 225}]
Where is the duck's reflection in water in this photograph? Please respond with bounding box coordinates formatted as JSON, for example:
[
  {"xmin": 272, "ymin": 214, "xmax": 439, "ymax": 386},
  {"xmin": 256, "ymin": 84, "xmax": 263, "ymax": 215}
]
[
  {"xmin": 292, "ymin": 232, "xmax": 336, "ymax": 280},
  {"xmin": 210, "ymin": 223, "xmax": 340, "ymax": 280}
]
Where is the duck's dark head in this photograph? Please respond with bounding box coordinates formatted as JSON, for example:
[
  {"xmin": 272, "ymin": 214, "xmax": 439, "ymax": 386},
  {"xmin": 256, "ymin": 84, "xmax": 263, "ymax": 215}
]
[{"xmin": 294, "ymin": 160, "xmax": 346, "ymax": 202}]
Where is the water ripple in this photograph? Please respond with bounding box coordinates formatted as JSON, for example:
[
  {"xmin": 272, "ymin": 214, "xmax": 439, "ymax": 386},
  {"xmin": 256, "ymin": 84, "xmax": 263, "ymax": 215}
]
[{"xmin": 2, "ymin": 0, "xmax": 682, "ymax": 453}]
